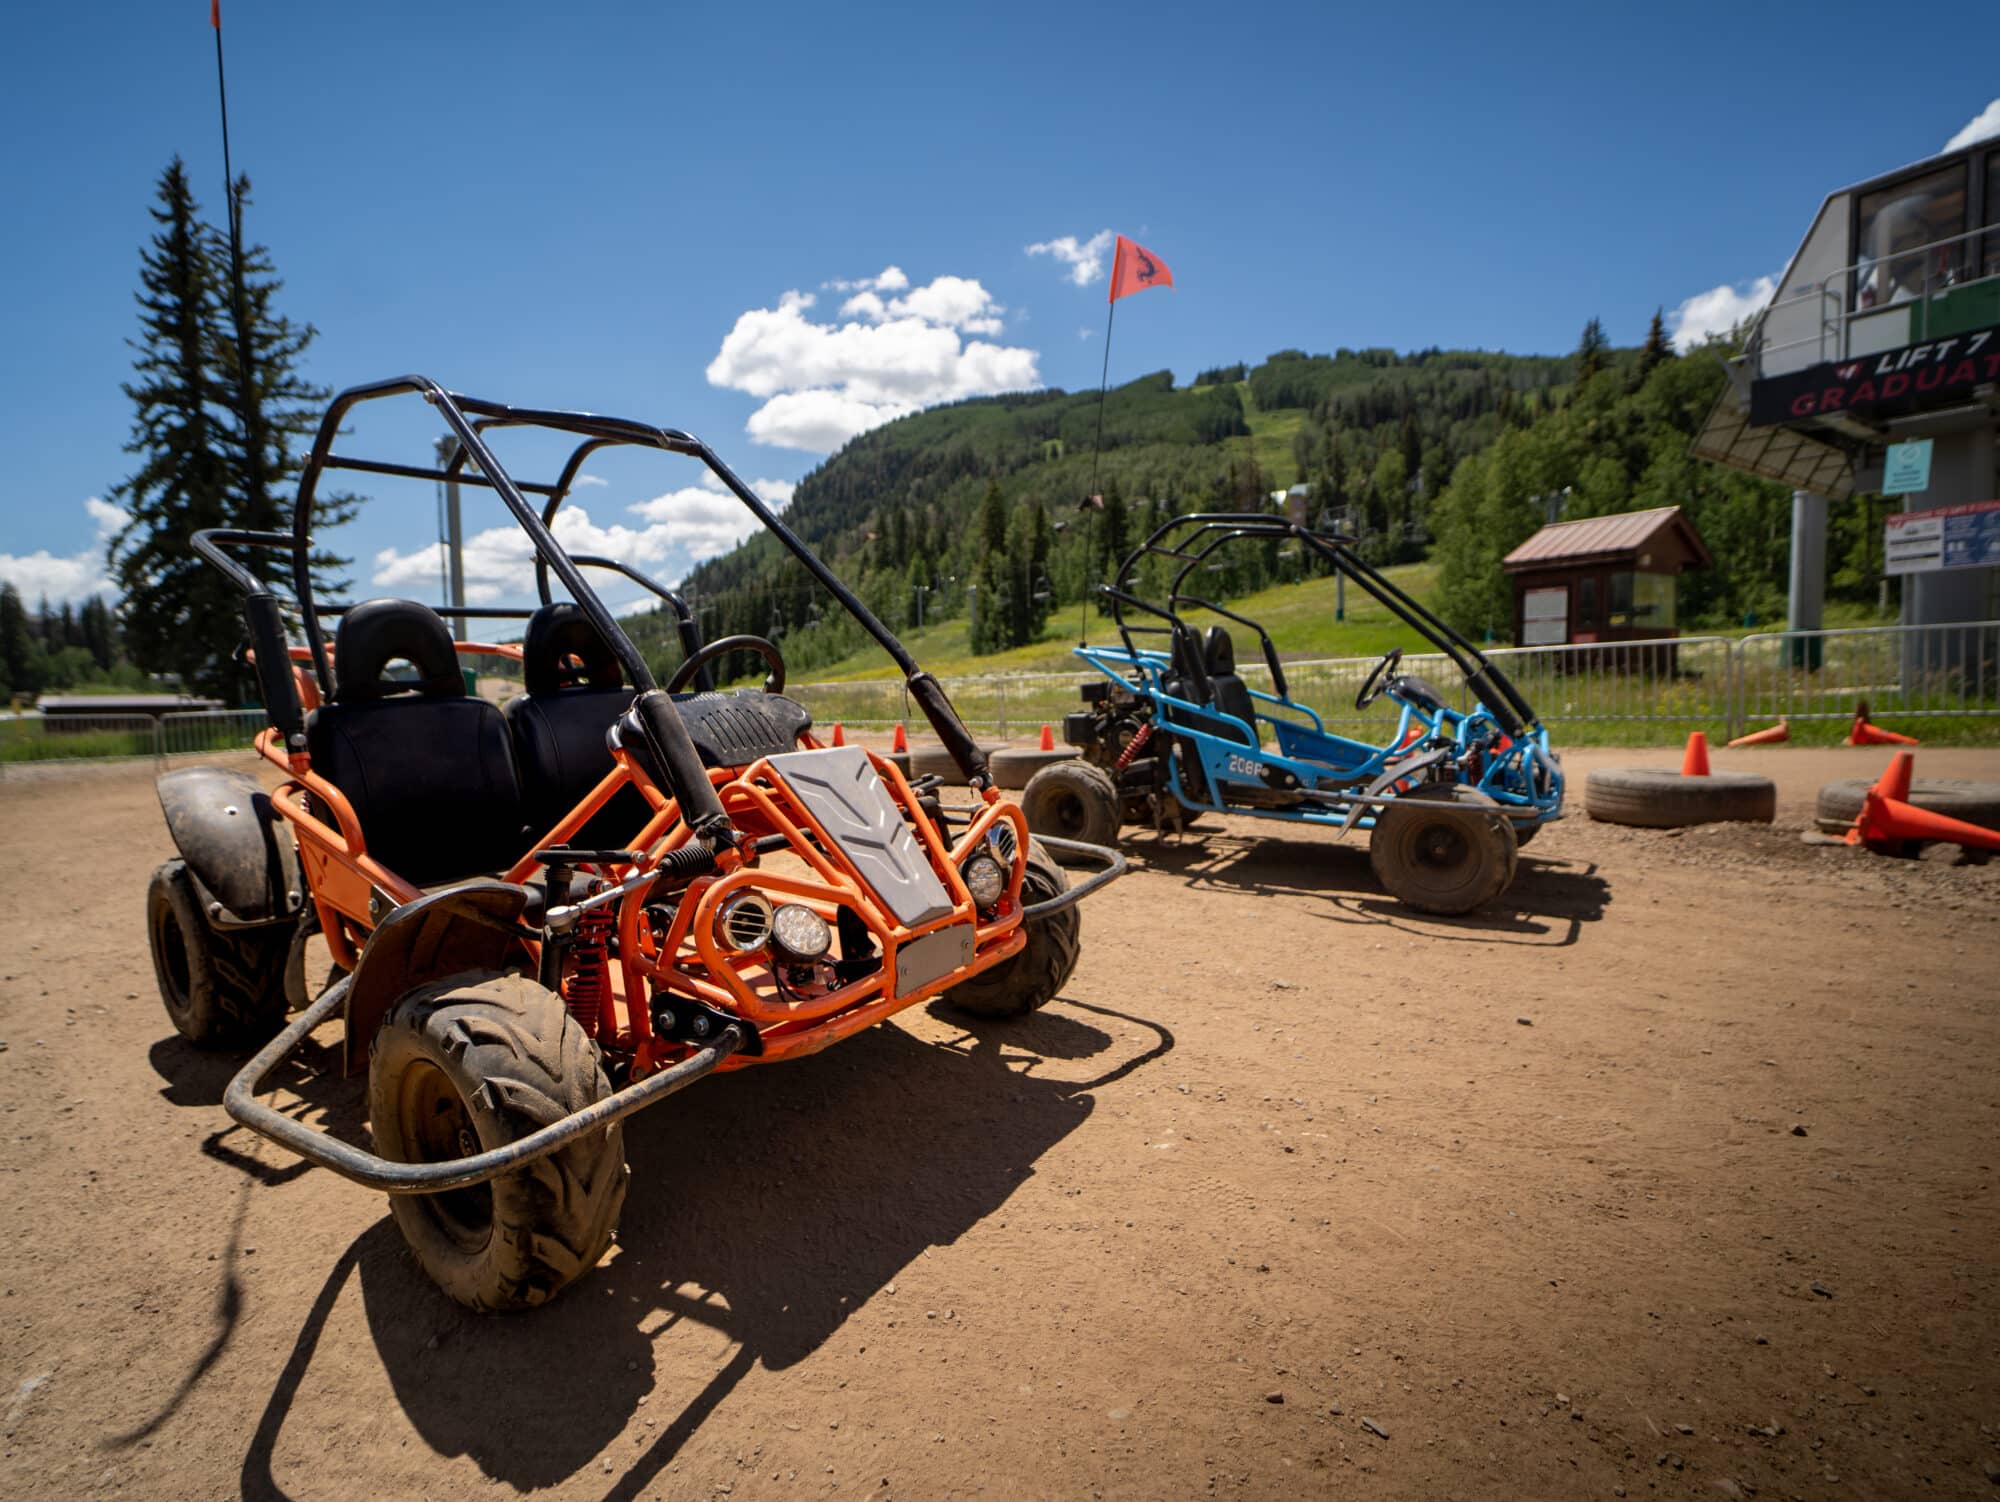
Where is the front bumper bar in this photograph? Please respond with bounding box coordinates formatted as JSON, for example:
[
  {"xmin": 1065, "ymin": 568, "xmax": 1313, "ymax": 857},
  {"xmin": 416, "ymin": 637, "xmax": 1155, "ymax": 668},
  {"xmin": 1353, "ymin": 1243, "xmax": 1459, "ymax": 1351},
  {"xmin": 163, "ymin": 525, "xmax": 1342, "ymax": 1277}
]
[
  {"xmin": 1020, "ymin": 834, "xmax": 1127, "ymax": 917},
  {"xmin": 223, "ymin": 836, "xmax": 1122, "ymax": 1195},
  {"xmin": 223, "ymin": 977, "xmax": 743, "ymax": 1195}
]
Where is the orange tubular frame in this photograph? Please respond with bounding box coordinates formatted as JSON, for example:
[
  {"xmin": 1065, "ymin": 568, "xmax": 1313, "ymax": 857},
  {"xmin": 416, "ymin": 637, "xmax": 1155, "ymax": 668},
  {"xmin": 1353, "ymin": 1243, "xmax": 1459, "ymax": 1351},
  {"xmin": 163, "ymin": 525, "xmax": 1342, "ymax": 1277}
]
[{"xmin": 257, "ymin": 685, "xmax": 1036, "ymax": 1078}]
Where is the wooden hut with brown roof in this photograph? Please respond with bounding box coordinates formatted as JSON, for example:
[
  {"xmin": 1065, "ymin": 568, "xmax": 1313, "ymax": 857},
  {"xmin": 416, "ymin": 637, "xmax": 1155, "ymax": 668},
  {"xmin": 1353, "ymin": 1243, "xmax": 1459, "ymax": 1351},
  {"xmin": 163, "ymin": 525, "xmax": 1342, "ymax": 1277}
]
[{"xmin": 1502, "ymin": 506, "xmax": 1710, "ymax": 646}]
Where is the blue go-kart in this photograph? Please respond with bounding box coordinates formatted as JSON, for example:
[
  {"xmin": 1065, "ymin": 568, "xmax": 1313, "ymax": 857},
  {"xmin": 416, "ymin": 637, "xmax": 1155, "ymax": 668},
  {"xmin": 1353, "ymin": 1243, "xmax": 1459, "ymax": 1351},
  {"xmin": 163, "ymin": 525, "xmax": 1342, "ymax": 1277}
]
[{"xmin": 1020, "ymin": 513, "xmax": 1563, "ymax": 914}]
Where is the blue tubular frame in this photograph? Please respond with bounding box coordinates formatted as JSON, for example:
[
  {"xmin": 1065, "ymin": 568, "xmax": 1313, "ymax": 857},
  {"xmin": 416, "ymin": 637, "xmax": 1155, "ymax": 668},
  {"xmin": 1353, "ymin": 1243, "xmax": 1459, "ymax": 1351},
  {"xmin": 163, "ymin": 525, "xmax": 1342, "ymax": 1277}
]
[{"xmin": 1080, "ymin": 514, "xmax": 1566, "ymax": 835}]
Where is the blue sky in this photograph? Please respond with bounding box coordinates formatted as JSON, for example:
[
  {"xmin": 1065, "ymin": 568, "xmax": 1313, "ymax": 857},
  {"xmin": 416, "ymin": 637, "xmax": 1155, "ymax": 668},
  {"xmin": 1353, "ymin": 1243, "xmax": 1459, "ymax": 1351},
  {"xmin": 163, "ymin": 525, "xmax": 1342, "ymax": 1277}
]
[{"xmin": 2, "ymin": 1, "xmax": 1995, "ymax": 613}]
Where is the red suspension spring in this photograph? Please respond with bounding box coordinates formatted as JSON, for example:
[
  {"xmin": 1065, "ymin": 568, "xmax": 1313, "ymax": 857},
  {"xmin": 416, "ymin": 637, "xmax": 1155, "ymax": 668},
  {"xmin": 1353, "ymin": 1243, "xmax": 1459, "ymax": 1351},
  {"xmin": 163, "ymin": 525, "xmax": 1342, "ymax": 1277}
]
[
  {"xmin": 1114, "ymin": 720, "xmax": 1155, "ymax": 771},
  {"xmin": 561, "ymin": 907, "xmax": 617, "ymax": 1038}
]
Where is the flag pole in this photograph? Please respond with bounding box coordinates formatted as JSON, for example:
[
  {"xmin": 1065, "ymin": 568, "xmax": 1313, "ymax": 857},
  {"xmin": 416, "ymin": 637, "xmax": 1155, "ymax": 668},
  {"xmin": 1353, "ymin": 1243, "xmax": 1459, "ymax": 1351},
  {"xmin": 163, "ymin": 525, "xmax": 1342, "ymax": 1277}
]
[
  {"xmin": 211, "ymin": 4, "xmax": 241, "ymax": 264},
  {"xmin": 1079, "ymin": 295, "xmax": 1117, "ymax": 644}
]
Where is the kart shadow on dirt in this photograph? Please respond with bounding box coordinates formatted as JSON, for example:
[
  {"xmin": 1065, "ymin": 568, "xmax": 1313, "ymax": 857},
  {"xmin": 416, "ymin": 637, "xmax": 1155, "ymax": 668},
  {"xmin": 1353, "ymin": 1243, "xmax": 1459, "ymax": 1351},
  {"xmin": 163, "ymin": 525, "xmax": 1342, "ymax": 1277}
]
[
  {"xmin": 148, "ymin": 1031, "xmax": 369, "ymax": 1188},
  {"xmin": 1133, "ymin": 830, "xmax": 1611, "ymax": 947},
  {"xmin": 234, "ymin": 996, "xmax": 1172, "ymax": 1500}
]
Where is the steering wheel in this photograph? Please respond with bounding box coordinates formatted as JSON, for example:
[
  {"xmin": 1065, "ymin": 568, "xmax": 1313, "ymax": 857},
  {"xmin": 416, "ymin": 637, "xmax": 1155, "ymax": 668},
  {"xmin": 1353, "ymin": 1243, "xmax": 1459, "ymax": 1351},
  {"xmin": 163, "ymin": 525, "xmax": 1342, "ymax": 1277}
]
[
  {"xmin": 1354, "ymin": 647, "xmax": 1403, "ymax": 711},
  {"xmin": 666, "ymin": 634, "xmax": 786, "ymax": 695}
]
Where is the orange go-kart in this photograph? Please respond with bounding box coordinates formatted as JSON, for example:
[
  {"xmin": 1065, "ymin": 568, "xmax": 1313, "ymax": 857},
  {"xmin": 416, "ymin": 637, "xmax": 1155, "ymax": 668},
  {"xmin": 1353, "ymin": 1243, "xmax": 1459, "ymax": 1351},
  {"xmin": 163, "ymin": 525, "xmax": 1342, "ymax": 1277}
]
[{"xmin": 146, "ymin": 376, "xmax": 1124, "ymax": 1311}]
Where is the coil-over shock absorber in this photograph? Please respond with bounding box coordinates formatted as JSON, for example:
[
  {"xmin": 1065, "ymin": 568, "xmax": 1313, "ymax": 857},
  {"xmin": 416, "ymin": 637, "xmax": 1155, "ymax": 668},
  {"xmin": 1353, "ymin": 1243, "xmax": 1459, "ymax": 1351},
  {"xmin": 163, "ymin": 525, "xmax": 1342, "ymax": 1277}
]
[{"xmin": 561, "ymin": 907, "xmax": 617, "ymax": 1037}]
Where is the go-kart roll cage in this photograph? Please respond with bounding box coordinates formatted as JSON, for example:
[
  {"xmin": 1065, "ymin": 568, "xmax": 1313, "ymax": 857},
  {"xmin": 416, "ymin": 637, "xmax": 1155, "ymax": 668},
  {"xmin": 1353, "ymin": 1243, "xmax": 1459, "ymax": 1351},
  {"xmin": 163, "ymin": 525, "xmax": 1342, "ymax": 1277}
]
[
  {"xmin": 1099, "ymin": 512, "xmax": 1542, "ymax": 739},
  {"xmin": 199, "ymin": 375, "xmax": 998, "ymax": 821}
]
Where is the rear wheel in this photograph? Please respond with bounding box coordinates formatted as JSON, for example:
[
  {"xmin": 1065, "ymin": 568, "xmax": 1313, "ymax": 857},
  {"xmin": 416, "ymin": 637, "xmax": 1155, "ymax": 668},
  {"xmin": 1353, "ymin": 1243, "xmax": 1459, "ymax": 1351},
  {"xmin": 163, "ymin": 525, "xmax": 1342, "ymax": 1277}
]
[
  {"xmin": 1369, "ymin": 784, "xmax": 1518, "ymax": 915},
  {"xmin": 368, "ymin": 973, "xmax": 627, "ymax": 1312},
  {"xmin": 146, "ymin": 859, "xmax": 288, "ymax": 1047},
  {"xmin": 1021, "ymin": 759, "xmax": 1120, "ymax": 851},
  {"xmin": 945, "ymin": 840, "xmax": 1081, "ymax": 1019}
]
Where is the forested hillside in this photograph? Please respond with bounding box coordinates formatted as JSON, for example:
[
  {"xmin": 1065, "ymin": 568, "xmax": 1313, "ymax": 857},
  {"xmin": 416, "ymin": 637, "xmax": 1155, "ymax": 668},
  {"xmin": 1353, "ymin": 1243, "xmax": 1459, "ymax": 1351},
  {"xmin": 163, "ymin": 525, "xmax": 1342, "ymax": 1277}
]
[
  {"xmin": 627, "ymin": 326, "xmax": 1890, "ymax": 684},
  {"xmin": 636, "ymin": 344, "xmax": 1590, "ymax": 677}
]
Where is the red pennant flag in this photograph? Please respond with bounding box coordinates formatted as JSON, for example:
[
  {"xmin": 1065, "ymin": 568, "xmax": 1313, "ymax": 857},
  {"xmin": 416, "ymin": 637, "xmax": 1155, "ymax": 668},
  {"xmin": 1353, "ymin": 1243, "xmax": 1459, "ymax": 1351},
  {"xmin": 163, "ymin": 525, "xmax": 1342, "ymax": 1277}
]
[
  {"xmin": 210, "ymin": 0, "xmax": 220, "ymax": 28},
  {"xmin": 1107, "ymin": 234, "xmax": 1172, "ymax": 304}
]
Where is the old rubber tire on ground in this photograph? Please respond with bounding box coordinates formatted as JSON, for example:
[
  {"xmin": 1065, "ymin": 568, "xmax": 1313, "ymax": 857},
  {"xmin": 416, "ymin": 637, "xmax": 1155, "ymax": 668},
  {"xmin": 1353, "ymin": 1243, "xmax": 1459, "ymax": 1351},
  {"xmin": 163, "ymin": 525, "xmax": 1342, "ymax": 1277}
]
[
  {"xmin": 987, "ymin": 745, "xmax": 1080, "ymax": 790},
  {"xmin": 1812, "ymin": 777, "xmax": 2000, "ymax": 836},
  {"xmin": 908, "ymin": 742, "xmax": 1010, "ymax": 785},
  {"xmin": 1584, "ymin": 768, "xmax": 1775, "ymax": 829},
  {"xmin": 1020, "ymin": 759, "xmax": 1121, "ymax": 853},
  {"xmin": 368, "ymin": 972, "xmax": 627, "ymax": 1313},
  {"xmin": 1369, "ymin": 784, "xmax": 1519, "ymax": 915},
  {"xmin": 944, "ymin": 840, "xmax": 1080, "ymax": 1019},
  {"xmin": 145, "ymin": 859, "xmax": 289, "ymax": 1047}
]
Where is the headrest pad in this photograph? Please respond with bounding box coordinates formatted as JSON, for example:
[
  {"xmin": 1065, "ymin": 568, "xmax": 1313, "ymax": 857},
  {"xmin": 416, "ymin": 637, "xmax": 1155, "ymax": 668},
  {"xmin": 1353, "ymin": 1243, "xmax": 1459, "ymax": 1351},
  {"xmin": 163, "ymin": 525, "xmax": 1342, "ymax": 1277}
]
[
  {"xmin": 523, "ymin": 602, "xmax": 623, "ymax": 697},
  {"xmin": 333, "ymin": 599, "xmax": 463, "ymax": 703},
  {"xmin": 1203, "ymin": 625, "xmax": 1238, "ymax": 677}
]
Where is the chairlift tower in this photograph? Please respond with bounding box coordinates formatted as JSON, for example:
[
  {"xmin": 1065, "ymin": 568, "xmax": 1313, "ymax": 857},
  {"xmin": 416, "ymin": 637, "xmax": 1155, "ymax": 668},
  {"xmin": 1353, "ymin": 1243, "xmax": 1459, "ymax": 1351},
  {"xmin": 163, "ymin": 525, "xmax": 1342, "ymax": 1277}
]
[{"xmin": 1695, "ymin": 137, "xmax": 2000, "ymax": 673}]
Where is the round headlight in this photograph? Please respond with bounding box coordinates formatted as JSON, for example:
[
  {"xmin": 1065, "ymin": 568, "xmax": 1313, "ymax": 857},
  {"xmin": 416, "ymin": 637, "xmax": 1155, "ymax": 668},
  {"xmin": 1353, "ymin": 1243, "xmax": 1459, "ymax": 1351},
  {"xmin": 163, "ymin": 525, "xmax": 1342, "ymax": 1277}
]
[
  {"xmin": 715, "ymin": 892, "xmax": 774, "ymax": 953},
  {"xmin": 771, "ymin": 902, "xmax": 832, "ymax": 961},
  {"xmin": 960, "ymin": 852, "xmax": 1007, "ymax": 910}
]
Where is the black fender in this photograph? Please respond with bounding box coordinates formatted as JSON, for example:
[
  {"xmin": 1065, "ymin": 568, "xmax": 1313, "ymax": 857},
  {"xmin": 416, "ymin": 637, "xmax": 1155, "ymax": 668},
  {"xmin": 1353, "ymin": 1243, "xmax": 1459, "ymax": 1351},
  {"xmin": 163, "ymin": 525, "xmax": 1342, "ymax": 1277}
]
[
  {"xmin": 156, "ymin": 767, "xmax": 304, "ymax": 928},
  {"xmin": 341, "ymin": 880, "xmax": 537, "ymax": 1075}
]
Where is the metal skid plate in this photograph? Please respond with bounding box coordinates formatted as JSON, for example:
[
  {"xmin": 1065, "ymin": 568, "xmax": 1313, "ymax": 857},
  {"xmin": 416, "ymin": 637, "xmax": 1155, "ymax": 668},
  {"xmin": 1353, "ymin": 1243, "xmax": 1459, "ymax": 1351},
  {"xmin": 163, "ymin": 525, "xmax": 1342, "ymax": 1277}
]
[
  {"xmin": 894, "ymin": 922, "xmax": 975, "ymax": 998},
  {"xmin": 765, "ymin": 746, "xmax": 955, "ymax": 927}
]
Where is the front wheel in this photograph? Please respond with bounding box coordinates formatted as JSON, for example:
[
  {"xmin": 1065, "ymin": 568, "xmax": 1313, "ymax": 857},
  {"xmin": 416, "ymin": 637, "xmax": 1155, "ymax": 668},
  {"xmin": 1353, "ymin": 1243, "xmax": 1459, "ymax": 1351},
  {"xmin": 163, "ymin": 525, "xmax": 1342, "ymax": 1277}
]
[
  {"xmin": 944, "ymin": 841, "xmax": 1081, "ymax": 1019},
  {"xmin": 1021, "ymin": 759, "xmax": 1120, "ymax": 851},
  {"xmin": 368, "ymin": 973, "xmax": 628, "ymax": 1312},
  {"xmin": 146, "ymin": 860, "xmax": 289, "ymax": 1047},
  {"xmin": 1369, "ymin": 784, "xmax": 1518, "ymax": 915}
]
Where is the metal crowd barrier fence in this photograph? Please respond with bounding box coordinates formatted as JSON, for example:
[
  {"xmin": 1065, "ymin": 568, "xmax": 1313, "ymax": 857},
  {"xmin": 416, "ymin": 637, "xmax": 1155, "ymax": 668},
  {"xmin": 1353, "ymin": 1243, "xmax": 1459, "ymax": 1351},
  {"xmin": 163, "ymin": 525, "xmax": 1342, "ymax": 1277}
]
[
  {"xmin": 0, "ymin": 713, "xmax": 162, "ymax": 768},
  {"xmin": 7, "ymin": 623, "xmax": 1995, "ymax": 774},
  {"xmin": 793, "ymin": 623, "xmax": 2000, "ymax": 746},
  {"xmin": 1734, "ymin": 622, "xmax": 2000, "ymax": 732},
  {"xmin": 157, "ymin": 709, "xmax": 272, "ymax": 764}
]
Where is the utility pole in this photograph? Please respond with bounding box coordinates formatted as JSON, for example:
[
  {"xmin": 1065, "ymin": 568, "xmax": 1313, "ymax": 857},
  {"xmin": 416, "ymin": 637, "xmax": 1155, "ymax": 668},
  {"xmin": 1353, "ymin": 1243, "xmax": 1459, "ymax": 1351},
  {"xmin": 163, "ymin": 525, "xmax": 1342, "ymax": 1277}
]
[{"xmin": 435, "ymin": 435, "xmax": 466, "ymax": 641}]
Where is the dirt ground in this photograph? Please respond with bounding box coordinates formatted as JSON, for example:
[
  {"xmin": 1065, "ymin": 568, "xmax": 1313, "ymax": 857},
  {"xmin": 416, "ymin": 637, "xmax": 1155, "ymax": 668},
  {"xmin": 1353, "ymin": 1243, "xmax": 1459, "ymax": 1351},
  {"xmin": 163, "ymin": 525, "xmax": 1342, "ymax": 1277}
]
[{"xmin": 2, "ymin": 744, "xmax": 1998, "ymax": 1501}]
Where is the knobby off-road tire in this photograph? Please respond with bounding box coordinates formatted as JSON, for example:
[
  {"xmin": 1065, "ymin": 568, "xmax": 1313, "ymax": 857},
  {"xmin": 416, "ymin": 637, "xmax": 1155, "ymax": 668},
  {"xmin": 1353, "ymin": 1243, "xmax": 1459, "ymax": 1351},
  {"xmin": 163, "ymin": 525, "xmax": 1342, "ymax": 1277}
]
[
  {"xmin": 1813, "ymin": 777, "xmax": 2000, "ymax": 837},
  {"xmin": 368, "ymin": 973, "xmax": 628, "ymax": 1313},
  {"xmin": 1369, "ymin": 784, "xmax": 1519, "ymax": 915},
  {"xmin": 146, "ymin": 859, "xmax": 289, "ymax": 1047},
  {"xmin": 1020, "ymin": 759, "xmax": 1121, "ymax": 853},
  {"xmin": 1584, "ymin": 768, "xmax": 1775, "ymax": 829},
  {"xmin": 945, "ymin": 840, "xmax": 1081, "ymax": 1020}
]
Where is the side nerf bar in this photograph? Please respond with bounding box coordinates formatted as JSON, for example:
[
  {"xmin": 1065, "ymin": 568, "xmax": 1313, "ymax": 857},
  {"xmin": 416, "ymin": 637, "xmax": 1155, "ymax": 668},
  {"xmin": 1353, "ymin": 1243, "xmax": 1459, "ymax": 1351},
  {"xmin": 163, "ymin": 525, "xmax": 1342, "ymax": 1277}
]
[{"xmin": 223, "ymin": 977, "xmax": 743, "ymax": 1194}]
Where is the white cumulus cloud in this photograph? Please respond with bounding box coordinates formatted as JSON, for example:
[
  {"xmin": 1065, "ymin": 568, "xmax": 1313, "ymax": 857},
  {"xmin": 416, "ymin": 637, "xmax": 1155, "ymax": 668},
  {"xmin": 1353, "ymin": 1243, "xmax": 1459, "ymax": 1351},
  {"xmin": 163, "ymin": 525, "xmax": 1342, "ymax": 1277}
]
[
  {"xmin": 706, "ymin": 274, "xmax": 1040, "ymax": 452},
  {"xmin": 369, "ymin": 489, "xmax": 791, "ymax": 605},
  {"xmin": 1943, "ymin": 98, "xmax": 2000, "ymax": 152},
  {"xmin": 1667, "ymin": 274, "xmax": 1778, "ymax": 351},
  {"xmin": 1026, "ymin": 230, "xmax": 1114, "ymax": 287},
  {"xmin": 0, "ymin": 497, "xmax": 127, "ymax": 604}
]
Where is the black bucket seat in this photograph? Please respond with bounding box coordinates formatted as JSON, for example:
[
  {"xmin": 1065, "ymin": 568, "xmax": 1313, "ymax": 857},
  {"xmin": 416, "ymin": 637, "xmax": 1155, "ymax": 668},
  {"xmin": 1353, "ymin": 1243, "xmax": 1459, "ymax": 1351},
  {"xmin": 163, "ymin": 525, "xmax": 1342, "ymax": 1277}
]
[
  {"xmin": 306, "ymin": 599, "xmax": 528, "ymax": 885},
  {"xmin": 503, "ymin": 602, "xmax": 650, "ymax": 851}
]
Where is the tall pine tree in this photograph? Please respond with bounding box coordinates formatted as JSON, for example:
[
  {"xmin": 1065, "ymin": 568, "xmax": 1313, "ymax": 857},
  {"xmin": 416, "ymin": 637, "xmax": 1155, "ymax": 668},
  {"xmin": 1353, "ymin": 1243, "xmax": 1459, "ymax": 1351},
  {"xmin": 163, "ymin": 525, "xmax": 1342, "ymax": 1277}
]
[
  {"xmin": 1575, "ymin": 317, "xmax": 1610, "ymax": 386},
  {"xmin": 110, "ymin": 159, "xmax": 240, "ymax": 697},
  {"xmin": 1637, "ymin": 307, "xmax": 1672, "ymax": 383},
  {"xmin": 112, "ymin": 163, "xmax": 354, "ymax": 699}
]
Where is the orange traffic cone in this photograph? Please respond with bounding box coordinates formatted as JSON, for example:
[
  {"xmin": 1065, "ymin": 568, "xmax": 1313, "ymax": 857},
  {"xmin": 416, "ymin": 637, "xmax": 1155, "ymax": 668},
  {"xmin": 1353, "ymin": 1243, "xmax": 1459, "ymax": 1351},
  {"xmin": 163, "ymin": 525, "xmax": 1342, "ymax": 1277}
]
[
  {"xmin": 1847, "ymin": 699, "xmax": 1919, "ymax": 747},
  {"xmin": 1870, "ymin": 749, "xmax": 1914, "ymax": 804},
  {"xmin": 1728, "ymin": 718, "xmax": 1789, "ymax": 747},
  {"xmin": 1847, "ymin": 789, "xmax": 2000, "ymax": 852},
  {"xmin": 891, "ymin": 722, "xmax": 908, "ymax": 753},
  {"xmin": 830, "ymin": 722, "xmax": 845, "ymax": 747},
  {"xmin": 1039, "ymin": 723, "xmax": 1055, "ymax": 752},
  {"xmin": 1680, "ymin": 730, "xmax": 1711, "ymax": 777}
]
